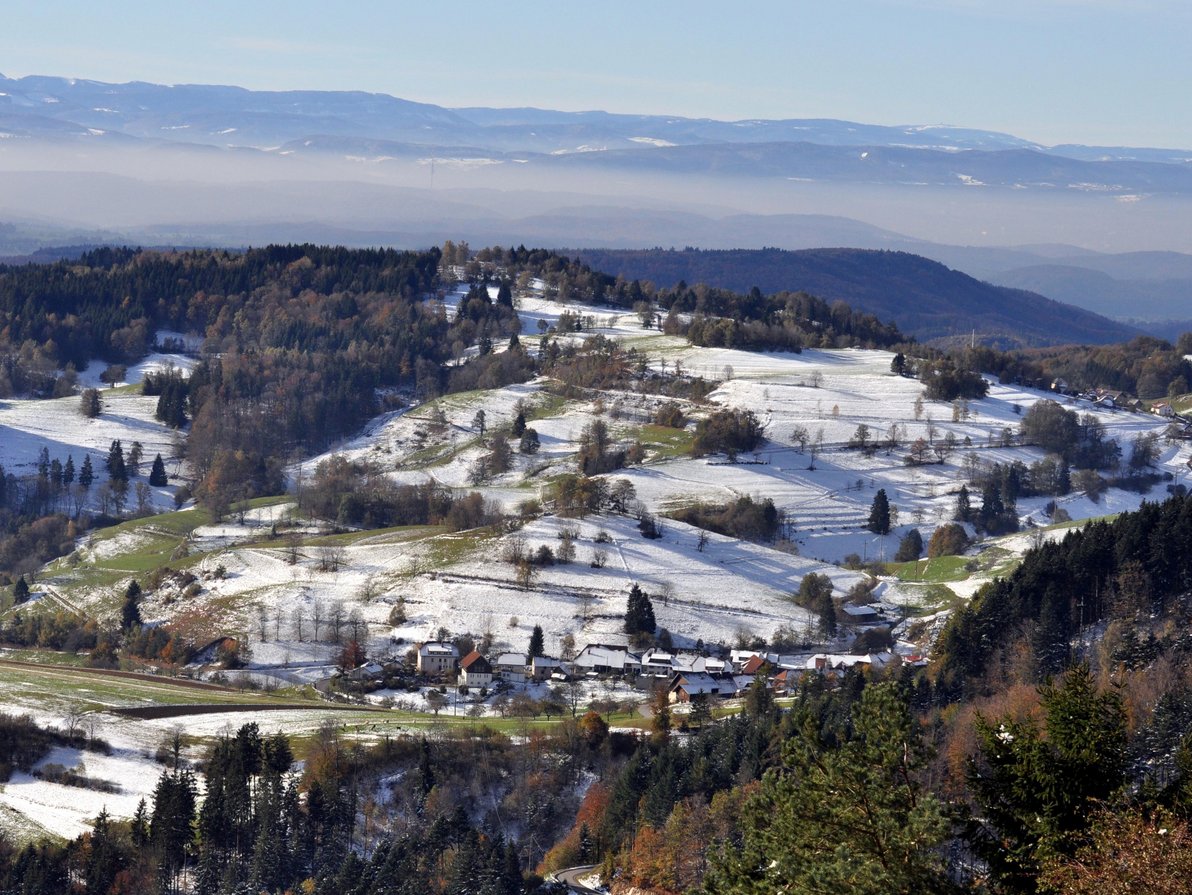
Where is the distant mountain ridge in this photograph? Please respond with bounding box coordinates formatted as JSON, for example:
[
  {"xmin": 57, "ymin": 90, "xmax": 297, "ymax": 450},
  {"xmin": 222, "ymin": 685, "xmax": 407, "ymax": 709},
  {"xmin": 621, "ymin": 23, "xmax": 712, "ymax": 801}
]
[
  {"xmin": 2, "ymin": 74, "xmax": 1191, "ymax": 195},
  {"xmin": 573, "ymin": 247, "xmax": 1140, "ymax": 348}
]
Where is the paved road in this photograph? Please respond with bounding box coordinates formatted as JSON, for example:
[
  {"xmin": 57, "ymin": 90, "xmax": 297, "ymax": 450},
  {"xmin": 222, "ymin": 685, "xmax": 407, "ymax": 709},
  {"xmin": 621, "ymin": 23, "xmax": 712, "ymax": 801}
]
[{"xmin": 554, "ymin": 865, "xmax": 602, "ymax": 893}]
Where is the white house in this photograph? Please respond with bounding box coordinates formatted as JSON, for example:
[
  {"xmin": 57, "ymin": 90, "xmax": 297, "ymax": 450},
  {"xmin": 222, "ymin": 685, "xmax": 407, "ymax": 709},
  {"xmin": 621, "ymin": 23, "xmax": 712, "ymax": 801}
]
[
  {"xmin": 573, "ymin": 644, "xmax": 632, "ymax": 674},
  {"xmin": 417, "ymin": 641, "xmax": 459, "ymax": 677},
  {"xmin": 641, "ymin": 648, "xmax": 675, "ymax": 674},
  {"xmin": 495, "ymin": 652, "xmax": 528, "ymax": 685}
]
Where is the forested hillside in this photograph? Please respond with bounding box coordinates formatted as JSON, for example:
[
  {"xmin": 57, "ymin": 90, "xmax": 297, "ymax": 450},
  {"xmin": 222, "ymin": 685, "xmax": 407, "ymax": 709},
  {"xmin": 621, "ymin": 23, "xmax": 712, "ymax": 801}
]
[{"xmin": 574, "ymin": 247, "xmax": 1139, "ymax": 348}]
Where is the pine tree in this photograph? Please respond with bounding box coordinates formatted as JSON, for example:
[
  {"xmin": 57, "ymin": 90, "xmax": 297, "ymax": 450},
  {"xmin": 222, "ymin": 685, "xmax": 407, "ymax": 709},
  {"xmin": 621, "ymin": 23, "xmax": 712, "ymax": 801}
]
[
  {"xmin": 867, "ymin": 488, "xmax": 891, "ymax": 535},
  {"xmin": 1058, "ymin": 461, "xmax": 1071, "ymax": 495},
  {"xmin": 149, "ymin": 769, "xmax": 198, "ymax": 887},
  {"xmin": 512, "ymin": 408, "xmax": 527, "ymax": 437},
  {"xmin": 968, "ymin": 664, "xmax": 1127, "ymax": 892},
  {"xmin": 79, "ymin": 455, "xmax": 94, "ymax": 489},
  {"xmin": 106, "ymin": 439, "xmax": 127, "ymax": 482},
  {"xmin": 955, "ymin": 484, "xmax": 972, "ymax": 521},
  {"xmin": 127, "ymin": 441, "xmax": 144, "ymax": 477},
  {"xmin": 705, "ymin": 684, "xmax": 950, "ymax": 895},
  {"xmin": 85, "ymin": 809, "xmax": 126, "ymax": 895},
  {"xmin": 149, "ymin": 454, "xmax": 169, "ymax": 486},
  {"xmin": 121, "ymin": 579, "xmax": 142, "ymax": 631},
  {"xmin": 528, "ymin": 624, "xmax": 545, "ymax": 659},
  {"xmin": 625, "ymin": 584, "xmax": 656, "ymax": 639},
  {"xmin": 13, "ymin": 575, "xmax": 30, "ymax": 604},
  {"xmin": 131, "ymin": 798, "xmax": 149, "ymax": 848},
  {"xmin": 894, "ymin": 528, "xmax": 924, "ymax": 562},
  {"xmin": 63, "ymin": 455, "xmax": 75, "ymax": 486}
]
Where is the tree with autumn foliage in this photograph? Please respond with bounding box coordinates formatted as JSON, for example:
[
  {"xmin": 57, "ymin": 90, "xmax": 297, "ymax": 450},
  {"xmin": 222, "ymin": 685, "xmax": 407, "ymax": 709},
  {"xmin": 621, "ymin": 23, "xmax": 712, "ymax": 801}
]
[
  {"xmin": 540, "ymin": 783, "xmax": 612, "ymax": 874},
  {"xmin": 338, "ymin": 638, "xmax": 367, "ymax": 673},
  {"xmin": 1040, "ymin": 809, "xmax": 1192, "ymax": 895}
]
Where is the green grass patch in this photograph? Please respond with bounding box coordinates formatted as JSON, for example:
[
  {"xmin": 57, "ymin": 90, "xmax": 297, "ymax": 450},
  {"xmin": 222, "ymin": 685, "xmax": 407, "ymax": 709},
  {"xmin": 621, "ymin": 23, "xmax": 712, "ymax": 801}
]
[
  {"xmin": 401, "ymin": 436, "xmax": 479, "ymax": 470},
  {"xmin": 888, "ymin": 554, "xmax": 971, "ymax": 583},
  {"xmin": 630, "ymin": 423, "xmax": 696, "ymax": 461},
  {"xmin": 526, "ymin": 391, "xmax": 568, "ymax": 421},
  {"xmin": 0, "ymin": 662, "xmax": 276, "ymax": 712},
  {"xmin": 421, "ymin": 527, "xmax": 497, "ymax": 570},
  {"xmin": 913, "ymin": 583, "xmax": 965, "ymax": 613},
  {"xmin": 0, "ymin": 647, "xmax": 89, "ymax": 667}
]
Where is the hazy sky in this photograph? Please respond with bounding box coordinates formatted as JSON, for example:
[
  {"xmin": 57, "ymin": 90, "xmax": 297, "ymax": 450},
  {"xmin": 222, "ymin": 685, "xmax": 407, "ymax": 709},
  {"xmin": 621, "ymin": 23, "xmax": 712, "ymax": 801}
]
[{"xmin": 3, "ymin": 0, "xmax": 1189, "ymax": 148}]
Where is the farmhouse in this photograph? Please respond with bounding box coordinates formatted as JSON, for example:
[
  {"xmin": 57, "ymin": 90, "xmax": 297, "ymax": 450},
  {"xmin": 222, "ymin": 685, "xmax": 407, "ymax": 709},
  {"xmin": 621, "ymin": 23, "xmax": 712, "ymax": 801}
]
[{"xmin": 459, "ymin": 650, "xmax": 494, "ymax": 687}]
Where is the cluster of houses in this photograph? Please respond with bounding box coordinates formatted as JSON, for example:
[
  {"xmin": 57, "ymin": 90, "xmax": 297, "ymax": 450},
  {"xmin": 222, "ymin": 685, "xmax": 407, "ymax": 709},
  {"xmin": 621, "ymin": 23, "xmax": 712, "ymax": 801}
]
[
  {"xmin": 414, "ymin": 639, "xmax": 922, "ymax": 705},
  {"xmin": 1049, "ymin": 380, "xmax": 1191, "ymax": 422}
]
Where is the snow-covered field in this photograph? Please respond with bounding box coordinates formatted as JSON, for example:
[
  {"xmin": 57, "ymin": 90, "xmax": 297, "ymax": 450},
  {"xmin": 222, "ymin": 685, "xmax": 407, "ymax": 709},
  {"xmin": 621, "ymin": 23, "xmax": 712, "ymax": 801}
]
[{"xmin": 0, "ymin": 348, "xmax": 194, "ymax": 511}]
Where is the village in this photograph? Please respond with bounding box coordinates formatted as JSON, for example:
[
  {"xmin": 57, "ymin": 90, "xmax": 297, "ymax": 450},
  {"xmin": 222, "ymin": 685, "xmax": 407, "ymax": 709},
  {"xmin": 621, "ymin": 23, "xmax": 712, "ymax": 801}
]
[{"xmin": 332, "ymin": 606, "xmax": 924, "ymax": 717}]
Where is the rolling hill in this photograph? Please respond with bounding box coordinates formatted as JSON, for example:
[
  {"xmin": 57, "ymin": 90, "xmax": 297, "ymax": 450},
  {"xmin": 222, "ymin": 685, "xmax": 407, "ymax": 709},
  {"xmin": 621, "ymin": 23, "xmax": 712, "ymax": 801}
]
[{"xmin": 573, "ymin": 247, "xmax": 1140, "ymax": 348}]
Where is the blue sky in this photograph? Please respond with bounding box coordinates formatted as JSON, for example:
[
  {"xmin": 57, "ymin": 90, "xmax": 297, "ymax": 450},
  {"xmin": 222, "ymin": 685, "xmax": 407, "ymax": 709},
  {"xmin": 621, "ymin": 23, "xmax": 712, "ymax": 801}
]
[{"xmin": 2, "ymin": 0, "xmax": 1188, "ymax": 148}]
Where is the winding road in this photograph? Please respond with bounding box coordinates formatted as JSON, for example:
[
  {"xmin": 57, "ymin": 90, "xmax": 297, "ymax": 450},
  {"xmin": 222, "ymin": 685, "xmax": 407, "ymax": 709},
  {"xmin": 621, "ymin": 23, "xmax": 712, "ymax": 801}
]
[{"xmin": 553, "ymin": 864, "xmax": 602, "ymax": 893}]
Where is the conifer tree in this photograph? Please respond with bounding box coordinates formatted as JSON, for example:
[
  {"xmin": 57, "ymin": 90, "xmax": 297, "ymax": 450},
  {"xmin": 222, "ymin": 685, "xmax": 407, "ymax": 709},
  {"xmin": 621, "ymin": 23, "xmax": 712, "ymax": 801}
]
[
  {"xmin": 13, "ymin": 575, "xmax": 30, "ymax": 604},
  {"xmin": 121, "ymin": 579, "xmax": 142, "ymax": 631},
  {"xmin": 79, "ymin": 454, "xmax": 94, "ymax": 489},
  {"xmin": 63, "ymin": 455, "xmax": 75, "ymax": 486},
  {"xmin": 149, "ymin": 454, "xmax": 169, "ymax": 486},
  {"xmin": 705, "ymin": 684, "xmax": 949, "ymax": 895},
  {"xmin": 867, "ymin": 488, "xmax": 891, "ymax": 535},
  {"xmin": 149, "ymin": 769, "xmax": 198, "ymax": 889},
  {"xmin": 528, "ymin": 624, "xmax": 545, "ymax": 659},
  {"xmin": 127, "ymin": 440, "xmax": 144, "ymax": 476},
  {"xmin": 80, "ymin": 387, "xmax": 102, "ymax": 418},
  {"xmin": 968, "ymin": 664, "xmax": 1127, "ymax": 892},
  {"xmin": 894, "ymin": 528, "xmax": 924, "ymax": 562},
  {"xmin": 106, "ymin": 439, "xmax": 127, "ymax": 482},
  {"xmin": 955, "ymin": 484, "xmax": 972, "ymax": 521},
  {"xmin": 625, "ymin": 583, "xmax": 656, "ymax": 640}
]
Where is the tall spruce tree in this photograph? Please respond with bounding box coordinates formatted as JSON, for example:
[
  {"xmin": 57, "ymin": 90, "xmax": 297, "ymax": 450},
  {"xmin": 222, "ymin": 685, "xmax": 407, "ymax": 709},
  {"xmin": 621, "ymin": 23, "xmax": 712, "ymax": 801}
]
[
  {"xmin": 625, "ymin": 584, "xmax": 656, "ymax": 640},
  {"xmin": 955, "ymin": 484, "xmax": 972, "ymax": 521},
  {"xmin": 149, "ymin": 454, "xmax": 169, "ymax": 486},
  {"xmin": 106, "ymin": 440, "xmax": 127, "ymax": 482},
  {"xmin": 528, "ymin": 624, "xmax": 545, "ymax": 659},
  {"xmin": 867, "ymin": 488, "xmax": 891, "ymax": 535}
]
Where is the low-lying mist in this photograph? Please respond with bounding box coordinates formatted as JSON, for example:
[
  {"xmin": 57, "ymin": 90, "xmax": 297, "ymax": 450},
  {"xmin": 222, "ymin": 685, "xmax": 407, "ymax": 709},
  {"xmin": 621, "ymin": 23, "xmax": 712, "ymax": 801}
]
[{"xmin": 1, "ymin": 140, "xmax": 1190, "ymax": 256}]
